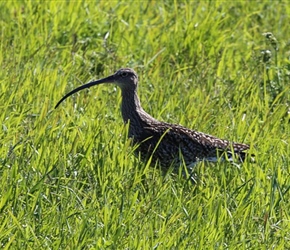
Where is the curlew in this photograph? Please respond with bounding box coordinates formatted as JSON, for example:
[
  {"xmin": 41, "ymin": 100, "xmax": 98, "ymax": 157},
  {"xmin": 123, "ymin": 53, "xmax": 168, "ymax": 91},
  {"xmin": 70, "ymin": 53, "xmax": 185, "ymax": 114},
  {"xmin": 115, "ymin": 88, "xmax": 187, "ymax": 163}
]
[{"xmin": 55, "ymin": 68, "xmax": 251, "ymax": 180}]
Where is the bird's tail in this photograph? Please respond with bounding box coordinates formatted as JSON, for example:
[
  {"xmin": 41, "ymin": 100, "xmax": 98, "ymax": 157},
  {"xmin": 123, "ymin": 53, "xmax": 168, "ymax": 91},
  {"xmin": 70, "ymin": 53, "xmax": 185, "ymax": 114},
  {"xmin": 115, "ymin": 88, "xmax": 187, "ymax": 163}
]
[{"xmin": 219, "ymin": 142, "xmax": 254, "ymax": 163}]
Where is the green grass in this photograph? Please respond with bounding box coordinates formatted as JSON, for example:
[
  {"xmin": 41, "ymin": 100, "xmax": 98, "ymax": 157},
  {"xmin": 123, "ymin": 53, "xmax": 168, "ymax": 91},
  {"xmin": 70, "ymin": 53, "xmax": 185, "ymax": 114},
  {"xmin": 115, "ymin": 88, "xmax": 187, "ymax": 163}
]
[{"xmin": 1, "ymin": 1, "xmax": 289, "ymax": 249}]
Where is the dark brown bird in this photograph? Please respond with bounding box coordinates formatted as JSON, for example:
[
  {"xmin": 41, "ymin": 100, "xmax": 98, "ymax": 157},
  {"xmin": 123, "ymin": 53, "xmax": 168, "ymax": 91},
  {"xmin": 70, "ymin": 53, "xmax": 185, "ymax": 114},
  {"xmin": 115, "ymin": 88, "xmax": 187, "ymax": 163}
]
[{"xmin": 55, "ymin": 68, "xmax": 251, "ymax": 179}]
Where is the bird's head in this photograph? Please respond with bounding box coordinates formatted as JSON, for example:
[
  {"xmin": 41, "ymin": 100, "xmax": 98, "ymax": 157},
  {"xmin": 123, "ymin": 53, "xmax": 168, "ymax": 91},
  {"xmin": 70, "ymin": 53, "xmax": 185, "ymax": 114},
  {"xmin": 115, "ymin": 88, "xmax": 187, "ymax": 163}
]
[
  {"xmin": 55, "ymin": 68, "xmax": 138, "ymax": 108},
  {"xmin": 113, "ymin": 68, "xmax": 138, "ymax": 88}
]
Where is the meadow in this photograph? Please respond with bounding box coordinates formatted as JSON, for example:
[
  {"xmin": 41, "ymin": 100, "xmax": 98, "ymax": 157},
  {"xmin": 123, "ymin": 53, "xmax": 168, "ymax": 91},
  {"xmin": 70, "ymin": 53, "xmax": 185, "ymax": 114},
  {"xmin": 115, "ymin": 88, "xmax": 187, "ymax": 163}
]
[{"xmin": 0, "ymin": 1, "xmax": 289, "ymax": 249}]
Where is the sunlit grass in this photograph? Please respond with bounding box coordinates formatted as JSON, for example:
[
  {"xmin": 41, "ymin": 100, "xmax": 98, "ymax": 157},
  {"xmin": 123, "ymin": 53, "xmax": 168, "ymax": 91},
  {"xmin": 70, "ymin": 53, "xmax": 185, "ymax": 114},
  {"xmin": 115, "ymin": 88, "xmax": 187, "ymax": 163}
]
[{"xmin": 0, "ymin": 1, "xmax": 289, "ymax": 249}]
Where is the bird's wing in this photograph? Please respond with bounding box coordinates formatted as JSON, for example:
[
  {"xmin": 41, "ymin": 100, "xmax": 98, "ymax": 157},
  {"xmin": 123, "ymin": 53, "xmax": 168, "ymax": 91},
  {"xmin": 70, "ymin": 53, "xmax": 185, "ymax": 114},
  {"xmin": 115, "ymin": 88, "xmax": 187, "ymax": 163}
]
[
  {"xmin": 138, "ymin": 124, "xmax": 215, "ymax": 160},
  {"xmin": 134, "ymin": 122, "xmax": 250, "ymax": 165}
]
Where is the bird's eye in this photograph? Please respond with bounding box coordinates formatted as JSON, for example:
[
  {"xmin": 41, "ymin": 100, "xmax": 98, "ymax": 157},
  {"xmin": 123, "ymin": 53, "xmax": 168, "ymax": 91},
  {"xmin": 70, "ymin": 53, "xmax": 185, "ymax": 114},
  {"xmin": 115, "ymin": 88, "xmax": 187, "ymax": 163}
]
[{"xmin": 121, "ymin": 72, "xmax": 128, "ymax": 77}]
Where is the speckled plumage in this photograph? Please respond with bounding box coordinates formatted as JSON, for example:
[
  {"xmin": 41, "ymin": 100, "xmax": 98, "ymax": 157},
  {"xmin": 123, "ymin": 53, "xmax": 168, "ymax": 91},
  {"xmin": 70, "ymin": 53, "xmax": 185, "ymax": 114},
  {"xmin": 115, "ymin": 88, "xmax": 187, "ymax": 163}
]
[{"xmin": 55, "ymin": 68, "xmax": 250, "ymax": 175}]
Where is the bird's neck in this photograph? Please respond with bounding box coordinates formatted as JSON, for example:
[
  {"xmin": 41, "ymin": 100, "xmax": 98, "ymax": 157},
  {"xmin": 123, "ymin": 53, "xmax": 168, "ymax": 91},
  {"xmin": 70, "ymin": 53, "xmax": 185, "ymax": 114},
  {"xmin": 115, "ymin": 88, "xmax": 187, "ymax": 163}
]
[{"xmin": 121, "ymin": 88, "xmax": 157, "ymax": 130}]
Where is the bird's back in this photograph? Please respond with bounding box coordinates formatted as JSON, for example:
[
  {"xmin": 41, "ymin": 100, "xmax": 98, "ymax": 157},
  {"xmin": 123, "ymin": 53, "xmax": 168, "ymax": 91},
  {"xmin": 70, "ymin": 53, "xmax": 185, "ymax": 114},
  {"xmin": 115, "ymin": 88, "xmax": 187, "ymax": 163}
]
[{"xmin": 130, "ymin": 121, "xmax": 250, "ymax": 171}]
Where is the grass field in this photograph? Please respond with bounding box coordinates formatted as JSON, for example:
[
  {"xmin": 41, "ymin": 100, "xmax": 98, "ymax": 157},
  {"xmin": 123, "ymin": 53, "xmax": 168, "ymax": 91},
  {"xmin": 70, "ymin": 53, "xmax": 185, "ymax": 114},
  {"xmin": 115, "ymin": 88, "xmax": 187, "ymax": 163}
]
[{"xmin": 1, "ymin": 1, "xmax": 289, "ymax": 249}]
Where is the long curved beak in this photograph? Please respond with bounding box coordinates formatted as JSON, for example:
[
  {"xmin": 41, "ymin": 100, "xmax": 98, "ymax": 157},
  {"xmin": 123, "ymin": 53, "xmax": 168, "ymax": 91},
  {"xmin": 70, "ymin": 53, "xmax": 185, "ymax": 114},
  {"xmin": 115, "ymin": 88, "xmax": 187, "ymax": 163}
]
[{"xmin": 55, "ymin": 74, "xmax": 115, "ymax": 109}]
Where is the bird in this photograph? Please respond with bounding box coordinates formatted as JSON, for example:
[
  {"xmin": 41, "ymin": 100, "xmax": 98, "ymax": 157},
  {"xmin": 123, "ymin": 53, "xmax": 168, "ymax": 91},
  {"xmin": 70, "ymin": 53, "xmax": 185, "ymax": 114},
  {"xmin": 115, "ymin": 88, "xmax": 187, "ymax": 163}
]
[{"xmin": 55, "ymin": 68, "xmax": 251, "ymax": 180}]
